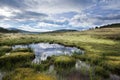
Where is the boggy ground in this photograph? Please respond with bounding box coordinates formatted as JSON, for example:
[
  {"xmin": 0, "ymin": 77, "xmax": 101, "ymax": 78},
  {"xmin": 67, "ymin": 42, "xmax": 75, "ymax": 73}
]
[{"xmin": 0, "ymin": 27, "xmax": 120, "ymax": 80}]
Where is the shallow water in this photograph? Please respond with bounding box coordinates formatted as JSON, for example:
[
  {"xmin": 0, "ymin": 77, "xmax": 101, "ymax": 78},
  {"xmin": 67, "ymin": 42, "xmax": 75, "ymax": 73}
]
[
  {"xmin": 0, "ymin": 72, "xmax": 2, "ymax": 80},
  {"xmin": 12, "ymin": 43, "xmax": 84, "ymax": 63},
  {"xmin": 0, "ymin": 72, "xmax": 5, "ymax": 80},
  {"xmin": 110, "ymin": 74, "xmax": 120, "ymax": 80},
  {"xmin": 48, "ymin": 60, "xmax": 91, "ymax": 80},
  {"xmin": 49, "ymin": 60, "xmax": 90, "ymax": 72}
]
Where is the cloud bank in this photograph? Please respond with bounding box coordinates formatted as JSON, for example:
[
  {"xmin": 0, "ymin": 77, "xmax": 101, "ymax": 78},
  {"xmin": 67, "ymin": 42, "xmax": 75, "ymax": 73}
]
[{"xmin": 0, "ymin": 0, "xmax": 120, "ymax": 32}]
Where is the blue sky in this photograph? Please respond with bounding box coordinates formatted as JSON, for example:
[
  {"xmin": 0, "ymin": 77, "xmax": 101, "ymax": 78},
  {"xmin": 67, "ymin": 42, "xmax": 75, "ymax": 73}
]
[{"xmin": 0, "ymin": 0, "xmax": 120, "ymax": 32}]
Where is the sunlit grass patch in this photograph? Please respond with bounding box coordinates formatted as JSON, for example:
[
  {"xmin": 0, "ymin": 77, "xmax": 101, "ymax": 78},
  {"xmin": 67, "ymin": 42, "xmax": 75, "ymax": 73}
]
[
  {"xmin": 3, "ymin": 68, "xmax": 56, "ymax": 80},
  {"xmin": 105, "ymin": 60, "xmax": 120, "ymax": 74},
  {"xmin": 54, "ymin": 55, "xmax": 75, "ymax": 62},
  {"xmin": 11, "ymin": 48, "xmax": 32, "ymax": 53},
  {"xmin": 0, "ymin": 52, "xmax": 33, "ymax": 58},
  {"xmin": 107, "ymin": 56, "xmax": 120, "ymax": 61},
  {"xmin": 54, "ymin": 55, "xmax": 76, "ymax": 69}
]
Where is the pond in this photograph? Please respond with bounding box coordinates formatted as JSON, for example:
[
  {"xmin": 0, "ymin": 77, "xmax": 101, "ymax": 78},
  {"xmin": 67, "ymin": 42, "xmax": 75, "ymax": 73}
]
[
  {"xmin": 12, "ymin": 43, "xmax": 84, "ymax": 63},
  {"xmin": 11, "ymin": 43, "xmax": 92, "ymax": 80},
  {"xmin": 1, "ymin": 43, "xmax": 119, "ymax": 80}
]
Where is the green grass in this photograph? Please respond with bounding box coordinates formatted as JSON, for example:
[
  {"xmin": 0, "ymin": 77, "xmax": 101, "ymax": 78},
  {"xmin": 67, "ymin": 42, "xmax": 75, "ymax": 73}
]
[
  {"xmin": 0, "ymin": 52, "xmax": 35, "ymax": 71},
  {"xmin": 0, "ymin": 27, "xmax": 120, "ymax": 77},
  {"xmin": 54, "ymin": 55, "xmax": 75, "ymax": 68},
  {"xmin": 54, "ymin": 55, "xmax": 75, "ymax": 62},
  {"xmin": 0, "ymin": 46, "xmax": 12, "ymax": 56},
  {"xmin": 11, "ymin": 48, "xmax": 32, "ymax": 52},
  {"xmin": 3, "ymin": 68, "xmax": 56, "ymax": 80}
]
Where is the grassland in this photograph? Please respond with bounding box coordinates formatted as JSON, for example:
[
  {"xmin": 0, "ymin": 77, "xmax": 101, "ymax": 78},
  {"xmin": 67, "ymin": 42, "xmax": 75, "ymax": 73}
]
[{"xmin": 0, "ymin": 27, "xmax": 120, "ymax": 79}]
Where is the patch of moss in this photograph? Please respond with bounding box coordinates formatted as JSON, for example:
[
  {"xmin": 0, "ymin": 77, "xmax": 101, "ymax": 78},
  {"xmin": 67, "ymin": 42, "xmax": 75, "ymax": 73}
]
[
  {"xmin": 54, "ymin": 55, "xmax": 76, "ymax": 68},
  {"xmin": 0, "ymin": 52, "xmax": 35, "ymax": 70}
]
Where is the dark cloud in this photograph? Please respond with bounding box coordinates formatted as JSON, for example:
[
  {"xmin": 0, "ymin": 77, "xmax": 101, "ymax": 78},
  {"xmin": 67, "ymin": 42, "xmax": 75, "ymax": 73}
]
[
  {"xmin": 65, "ymin": 0, "xmax": 95, "ymax": 6},
  {"xmin": 0, "ymin": 0, "xmax": 120, "ymax": 32},
  {"xmin": 0, "ymin": 0, "xmax": 95, "ymax": 8},
  {"xmin": 0, "ymin": 15, "xmax": 6, "ymax": 19},
  {"xmin": 42, "ymin": 19, "xmax": 69, "ymax": 25},
  {"xmin": 10, "ymin": 11, "xmax": 48, "ymax": 20},
  {"xmin": 96, "ymin": 14, "xmax": 120, "ymax": 20},
  {"xmin": 0, "ymin": 0, "xmax": 26, "ymax": 9},
  {"xmin": 0, "ymin": 0, "xmax": 97, "ymax": 14}
]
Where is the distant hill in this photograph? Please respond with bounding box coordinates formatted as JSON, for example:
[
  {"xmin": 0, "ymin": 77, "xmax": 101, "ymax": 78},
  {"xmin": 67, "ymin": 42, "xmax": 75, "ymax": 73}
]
[
  {"xmin": 0, "ymin": 27, "xmax": 40, "ymax": 34},
  {"xmin": 43, "ymin": 29, "xmax": 78, "ymax": 33},
  {"xmin": 1, "ymin": 23, "xmax": 120, "ymax": 33},
  {"xmin": 54, "ymin": 29, "xmax": 77, "ymax": 32},
  {"xmin": 99, "ymin": 23, "xmax": 120, "ymax": 28},
  {"xmin": 0, "ymin": 27, "xmax": 18, "ymax": 33},
  {"xmin": 8, "ymin": 28, "xmax": 39, "ymax": 33}
]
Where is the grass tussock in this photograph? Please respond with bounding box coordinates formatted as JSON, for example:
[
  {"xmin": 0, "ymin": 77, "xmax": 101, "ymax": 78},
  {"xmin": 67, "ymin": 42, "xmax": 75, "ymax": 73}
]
[
  {"xmin": 3, "ymin": 68, "xmax": 56, "ymax": 80},
  {"xmin": 0, "ymin": 52, "xmax": 35, "ymax": 71},
  {"xmin": 0, "ymin": 46, "xmax": 12, "ymax": 56},
  {"xmin": 54, "ymin": 55, "xmax": 76, "ymax": 68}
]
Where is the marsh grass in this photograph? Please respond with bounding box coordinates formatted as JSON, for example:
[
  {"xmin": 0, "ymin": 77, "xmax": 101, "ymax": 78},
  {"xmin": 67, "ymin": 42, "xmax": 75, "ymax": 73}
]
[
  {"xmin": 0, "ymin": 52, "xmax": 35, "ymax": 71},
  {"xmin": 11, "ymin": 48, "xmax": 33, "ymax": 53},
  {"xmin": 0, "ymin": 27, "xmax": 120, "ymax": 78},
  {"xmin": 0, "ymin": 46, "xmax": 12, "ymax": 56},
  {"xmin": 3, "ymin": 68, "xmax": 56, "ymax": 80},
  {"xmin": 31, "ymin": 63, "xmax": 50, "ymax": 72},
  {"xmin": 54, "ymin": 55, "xmax": 76, "ymax": 69}
]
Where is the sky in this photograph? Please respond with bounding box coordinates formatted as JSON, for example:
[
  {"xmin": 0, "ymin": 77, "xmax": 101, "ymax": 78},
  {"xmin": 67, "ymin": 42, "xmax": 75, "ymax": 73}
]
[{"xmin": 0, "ymin": 0, "xmax": 120, "ymax": 32}]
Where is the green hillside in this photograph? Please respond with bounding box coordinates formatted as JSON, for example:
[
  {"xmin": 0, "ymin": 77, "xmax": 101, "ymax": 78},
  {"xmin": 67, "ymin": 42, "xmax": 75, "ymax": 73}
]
[
  {"xmin": 100, "ymin": 23, "xmax": 120, "ymax": 28},
  {"xmin": 0, "ymin": 27, "xmax": 18, "ymax": 33}
]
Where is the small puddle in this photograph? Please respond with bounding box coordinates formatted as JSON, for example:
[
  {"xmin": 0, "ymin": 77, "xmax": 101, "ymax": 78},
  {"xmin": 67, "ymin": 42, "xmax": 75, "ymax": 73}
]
[{"xmin": 12, "ymin": 43, "xmax": 84, "ymax": 63}]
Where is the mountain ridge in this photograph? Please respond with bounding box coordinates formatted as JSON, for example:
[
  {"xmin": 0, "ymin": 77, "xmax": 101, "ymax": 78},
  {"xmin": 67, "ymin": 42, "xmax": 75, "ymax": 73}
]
[{"xmin": 0, "ymin": 23, "xmax": 120, "ymax": 33}]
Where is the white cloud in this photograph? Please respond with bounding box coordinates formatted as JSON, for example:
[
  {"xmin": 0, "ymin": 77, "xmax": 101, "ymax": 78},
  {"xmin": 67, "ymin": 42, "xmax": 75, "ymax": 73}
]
[
  {"xmin": 0, "ymin": 0, "xmax": 120, "ymax": 32},
  {"xmin": 24, "ymin": 0, "xmax": 95, "ymax": 14},
  {"xmin": 18, "ymin": 24, "xmax": 51, "ymax": 32},
  {"xmin": 69, "ymin": 12, "xmax": 120, "ymax": 28},
  {"xmin": 0, "ymin": 7, "xmax": 13, "ymax": 17},
  {"xmin": 69, "ymin": 13, "xmax": 97, "ymax": 28},
  {"xmin": 37, "ymin": 22, "xmax": 59, "ymax": 28},
  {"xmin": 100, "ymin": 0, "xmax": 120, "ymax": 10},
  {"xmin": 0, "ymin": 23, "xmax": 12, "ymax": 28}
]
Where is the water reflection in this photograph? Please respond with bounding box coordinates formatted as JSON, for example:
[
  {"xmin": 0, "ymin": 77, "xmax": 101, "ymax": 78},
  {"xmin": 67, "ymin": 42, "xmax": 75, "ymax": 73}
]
[
  {"xmin": 0, "ymin": 72, "xmax": 5, "ymax": 80},
  {"xmin": 48, "ymin": 60, "xmax": 91, "ymax": 80},
  {"xmin": 48, "ymin": 60, "xmax": 90, "ymax": 72},
  {"xmin": 0, "ymin": 72, "xmax": 2, "ymax": 80},
  {"xmin": 75, "ymin": 60, "xmax": 90, "ymax": 70},
  {"xmin": 12, "ymin": 43, "xmax": 84, "ymax": 63}
]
